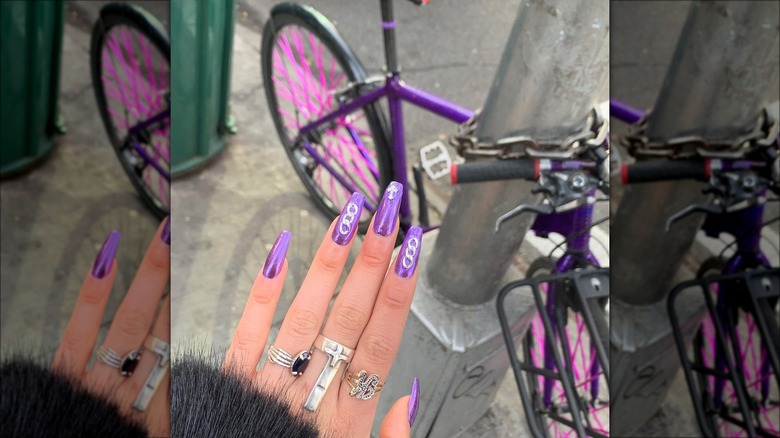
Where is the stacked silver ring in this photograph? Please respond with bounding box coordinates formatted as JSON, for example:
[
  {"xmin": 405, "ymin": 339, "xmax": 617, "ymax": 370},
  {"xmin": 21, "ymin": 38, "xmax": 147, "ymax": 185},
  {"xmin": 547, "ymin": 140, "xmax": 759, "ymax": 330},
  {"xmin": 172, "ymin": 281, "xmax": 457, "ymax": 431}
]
[
  {"xmin": 268, "ymin": 345, "xmax": 312, "ymax": 377},
  {"xmin": 96, "ymin": 345, "xmax": 142, "ymax": 377}
]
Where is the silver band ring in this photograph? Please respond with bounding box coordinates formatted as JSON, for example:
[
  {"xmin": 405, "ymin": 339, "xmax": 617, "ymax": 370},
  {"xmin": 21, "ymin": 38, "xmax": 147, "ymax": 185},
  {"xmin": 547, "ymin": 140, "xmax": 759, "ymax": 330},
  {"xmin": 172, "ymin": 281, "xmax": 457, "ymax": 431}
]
[
  {"xmin": 303, "ymin": 335, "xmax": 354, "ymax": 411},
  {"xmin": 133, "ymin": 336, "xmax": 170, "ymax": 411},
  {"xmin": 267, "ymin": 345, "xmax": 312, "ymax": 377},
  {"xmin": 96, "ymin": 345, "xmax": 143, "ymax": 377}
]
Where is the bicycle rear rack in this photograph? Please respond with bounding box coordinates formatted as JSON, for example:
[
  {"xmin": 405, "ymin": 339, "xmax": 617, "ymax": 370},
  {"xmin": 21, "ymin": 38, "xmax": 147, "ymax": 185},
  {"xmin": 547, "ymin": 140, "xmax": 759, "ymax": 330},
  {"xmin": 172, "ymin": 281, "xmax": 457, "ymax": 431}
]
[
  {"xmin": 668, "ymin": 268, "xmax": 780, "ymax": 437},
  {"xmin": 497, "ymin": 268, "xmax": 610, "ymax": 438}
]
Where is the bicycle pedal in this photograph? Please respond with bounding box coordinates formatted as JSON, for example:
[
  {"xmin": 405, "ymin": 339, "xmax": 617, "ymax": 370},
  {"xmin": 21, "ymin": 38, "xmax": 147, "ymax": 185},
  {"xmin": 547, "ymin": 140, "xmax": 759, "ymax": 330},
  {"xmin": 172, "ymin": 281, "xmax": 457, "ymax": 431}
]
[{"xmin": 419, "ymin": 140, "xmax": 452, "ymax": 180}]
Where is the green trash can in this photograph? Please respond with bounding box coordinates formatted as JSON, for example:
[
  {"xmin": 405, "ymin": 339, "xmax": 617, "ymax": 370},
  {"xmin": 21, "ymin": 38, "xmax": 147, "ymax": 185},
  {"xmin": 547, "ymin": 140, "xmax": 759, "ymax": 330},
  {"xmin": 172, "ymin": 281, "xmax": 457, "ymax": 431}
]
[
  {"xmin": 0, "ymin": 0, "xmax": 66, "ymax": 178},
  {"xmin": 170, "ymin": 0, "xmax": 236, "ymax": 176}
]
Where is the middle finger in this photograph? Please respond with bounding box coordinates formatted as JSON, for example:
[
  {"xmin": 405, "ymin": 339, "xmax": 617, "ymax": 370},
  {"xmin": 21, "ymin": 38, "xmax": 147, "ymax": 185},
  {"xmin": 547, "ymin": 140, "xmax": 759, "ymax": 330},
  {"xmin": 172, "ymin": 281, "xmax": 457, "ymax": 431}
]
[{"xmin": 301, "ymin": 183, "xmax": 402, "ymax": 393}]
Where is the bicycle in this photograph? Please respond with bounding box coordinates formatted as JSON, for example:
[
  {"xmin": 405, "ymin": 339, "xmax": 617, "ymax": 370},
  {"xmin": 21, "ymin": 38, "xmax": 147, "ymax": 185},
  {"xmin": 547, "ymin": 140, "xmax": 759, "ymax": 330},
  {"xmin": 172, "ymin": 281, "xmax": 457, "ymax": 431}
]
[
  {"xmin": 261, "ymin": 0, "xmax": 472, "ymax": 234},
  {"xmin": 450, "ymin": 107, "xmax": 611, "ymax": 438},
  {"xmin": 614, "ymin": 99, "xmax": 780, "ymax": 437},
  {"xmin": 91, "ymin": 3, "xmax": 170, "ymax": 220}
]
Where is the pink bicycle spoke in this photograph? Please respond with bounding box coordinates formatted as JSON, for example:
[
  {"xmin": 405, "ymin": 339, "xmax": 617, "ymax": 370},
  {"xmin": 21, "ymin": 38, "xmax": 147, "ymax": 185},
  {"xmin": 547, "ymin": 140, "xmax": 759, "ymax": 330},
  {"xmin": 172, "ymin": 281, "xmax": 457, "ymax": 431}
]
[{"xmin": 121, "ymin": 28, "xmax": 151, "ymax": 114}]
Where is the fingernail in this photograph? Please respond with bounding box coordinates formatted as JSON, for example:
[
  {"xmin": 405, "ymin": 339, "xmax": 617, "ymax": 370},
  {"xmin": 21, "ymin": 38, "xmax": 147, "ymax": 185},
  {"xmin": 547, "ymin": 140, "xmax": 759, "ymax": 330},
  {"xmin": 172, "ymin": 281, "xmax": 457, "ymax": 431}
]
[
  {"xmin": 395, "ymin": 226, "xmax": 422, "ymax": 278},
  {"xmin": 262, "ymin": 230, "xmax": 291, "ymax": 279},
  {"xmin": 332, "ymin": 192, "xmax": 364, "ymax": 246},
  {"xmin": 92, "ymin": 231, "xmax": 121, "ymax": 279},
  {"xmin": 408, "ymin": 376, "xmax": 420, "ymax": 427},
  {"xmin": 373, "ymin": 181, "xmax": 403, "ymax": 237},
  {"xmin": 161, "ymin": 217, "xmax": 170, "ymax": 245}
]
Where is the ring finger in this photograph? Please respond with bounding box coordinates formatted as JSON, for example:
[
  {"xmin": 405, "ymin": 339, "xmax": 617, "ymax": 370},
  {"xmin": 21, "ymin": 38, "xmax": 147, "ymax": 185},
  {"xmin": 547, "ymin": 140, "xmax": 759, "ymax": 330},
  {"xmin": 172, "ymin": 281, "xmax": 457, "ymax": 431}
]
[
  {"xmin": 302, "ymin": 183, "xmax": 402, "ymax": 401},
  {"xmin": 335, "ymin": 227, "xmax": 422, "ymax": 434}
]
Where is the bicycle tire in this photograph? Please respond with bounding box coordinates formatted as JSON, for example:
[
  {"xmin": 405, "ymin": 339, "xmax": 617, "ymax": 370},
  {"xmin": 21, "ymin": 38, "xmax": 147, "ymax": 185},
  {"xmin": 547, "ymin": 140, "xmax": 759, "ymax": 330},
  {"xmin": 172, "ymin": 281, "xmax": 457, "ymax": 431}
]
[
  {"xmin": 90, "ymin": 4, "xmax": 170, "ymax": 220},
  {"xmin": 261, "ymin": 3, "xmax": 392, "ymax": 232},
  {"xmin": 694, "ymin": 258, "xmax": 780, "ymax": 437},
  {"xmin": 522, "ymin": 258, "xmax": 610, "ymax": 437}
]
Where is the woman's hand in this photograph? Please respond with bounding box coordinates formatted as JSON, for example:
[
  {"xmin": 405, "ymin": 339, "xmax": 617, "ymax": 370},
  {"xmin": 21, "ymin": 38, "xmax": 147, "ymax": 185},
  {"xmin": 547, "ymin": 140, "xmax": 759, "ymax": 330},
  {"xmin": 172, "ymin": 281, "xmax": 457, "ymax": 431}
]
[
  {"xmin": 52, "ymin": 218, "xmax": 171, "ymax": 437},
  {"xmin": 224, "ymin": 182, "xmax": 422, "ymax": 437}
]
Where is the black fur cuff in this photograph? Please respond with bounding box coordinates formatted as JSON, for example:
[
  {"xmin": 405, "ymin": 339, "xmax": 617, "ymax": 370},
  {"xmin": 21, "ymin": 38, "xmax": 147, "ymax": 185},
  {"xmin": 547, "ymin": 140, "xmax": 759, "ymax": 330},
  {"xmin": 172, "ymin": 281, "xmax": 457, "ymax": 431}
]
[
  {"xmin": 171, "ymin": 355, "xmax": 319, "ymax": 438},
  {"xmin": 1, "ymin": 357, "xmax": 147, "ymax": 437}
]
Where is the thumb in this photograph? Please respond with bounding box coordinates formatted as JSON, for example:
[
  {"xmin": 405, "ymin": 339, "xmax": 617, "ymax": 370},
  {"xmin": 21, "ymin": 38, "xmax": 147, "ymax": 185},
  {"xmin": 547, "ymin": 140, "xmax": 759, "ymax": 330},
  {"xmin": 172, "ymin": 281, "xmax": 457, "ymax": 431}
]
[{"xmin": 379, "ymin": 395, "xmax": 411, "ymax": 438}]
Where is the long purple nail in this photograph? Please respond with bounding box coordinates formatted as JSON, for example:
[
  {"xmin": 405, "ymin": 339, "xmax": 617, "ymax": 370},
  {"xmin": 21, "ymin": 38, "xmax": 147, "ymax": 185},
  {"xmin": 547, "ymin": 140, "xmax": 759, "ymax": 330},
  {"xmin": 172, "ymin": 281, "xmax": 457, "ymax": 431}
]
[
  {"xmin": 408, "ymin": 376, "xmax": 420, "ymax": 427},
  {"xmin": 332, "ymin": 193, "xmax": 364, "ymax": 246},
  {"xmin": 161, "ymin": 217, "xmax": 170, "ymax": 245},
  {"xmin": 395, "ymin": 226, "xmax": 422, "ymax": 278},
  {"xmin": 92, "ymin": 231, "xmax": 121, "ymax": 279},
  {"xmin": 373, "ymin": 181, "xmax": 403, "ymax": 237},
  {"xmin": 262, "ymin": 230, "xmax": 291, "ymax": 279}
]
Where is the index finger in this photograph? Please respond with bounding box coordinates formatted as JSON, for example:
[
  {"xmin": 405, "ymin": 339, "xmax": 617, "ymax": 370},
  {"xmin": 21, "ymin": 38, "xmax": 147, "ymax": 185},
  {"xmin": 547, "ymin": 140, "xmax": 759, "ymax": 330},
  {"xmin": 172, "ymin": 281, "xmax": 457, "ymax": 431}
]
[{"xmin": 52, "ymin": 231, "xmax": 121, "ymax": 376}]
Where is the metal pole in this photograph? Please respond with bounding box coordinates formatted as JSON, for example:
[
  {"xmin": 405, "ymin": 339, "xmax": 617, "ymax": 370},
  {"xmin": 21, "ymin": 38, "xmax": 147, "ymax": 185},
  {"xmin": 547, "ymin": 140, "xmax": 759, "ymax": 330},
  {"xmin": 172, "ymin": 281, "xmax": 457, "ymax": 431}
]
[
  {"xmin": 372, "ymin": 1, "xmax": 608, "ymax": 436},
  {"xmin": 612, "ymin": 0, "xmax": 780, "ymax": 306},
  {"xmin": 427, "ymin": 0, "xmax": 609, "ymax": 306},
  {"xmin": 610, "ymin": 2, "xmax": 779, "ymax": 435}
]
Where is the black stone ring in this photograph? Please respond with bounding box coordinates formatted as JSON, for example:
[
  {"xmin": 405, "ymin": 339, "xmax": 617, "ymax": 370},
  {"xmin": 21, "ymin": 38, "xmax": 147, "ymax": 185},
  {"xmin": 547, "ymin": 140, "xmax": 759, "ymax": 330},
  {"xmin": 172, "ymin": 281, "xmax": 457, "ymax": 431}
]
[
  {"xmin": 96, "ymin": 345, "xmax": 143, "ymax": 377},
  {"xmin": 267, "ymin": 345, "xmax": 312, "ymax": 377}
]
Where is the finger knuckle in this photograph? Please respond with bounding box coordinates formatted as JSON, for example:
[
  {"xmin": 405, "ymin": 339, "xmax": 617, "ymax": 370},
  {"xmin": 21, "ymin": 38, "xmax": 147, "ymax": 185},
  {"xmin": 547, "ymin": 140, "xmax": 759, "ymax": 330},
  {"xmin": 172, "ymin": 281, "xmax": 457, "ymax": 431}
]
[
  {"xmin": 80, "ymin": 288, "xmax": 105, "ymax": 306},
  {"xmin": 249, "ymin": 288, "xmax": 276, "ymax": 307},
  {"xmin": 331, "ymin": 408, "xmax": 358, "ymax": 434},
  {"xmin": 145, "ymin": 246, "xmax": 170, "ymax": 273},
  {"xmin": 380, "ymin": 284, "xmax": 409, "ymax": 310},
  {"xmin": 286, "ymin": 309, "xmax": 320, "ymax": 338},
  {"xmin": 332, "ymin": 302, "xmax": 369, "ymax": 333},
  {"xmin": 359, "ymin": 245, "xmax": 389, "ymax": 271},
  {"xmin": 232, "ymin": 332, "xmax": 257, "ymax": 353},
  {"xmin": 313, "ymin": 252, "xmax": 341, "ymax": 276},
  {"xmin": 362, "ymin": 334, "xmax": 396, "ymax": 367},
  {"xmin": 58, "ymin": 333, "xmax": 82, "ymax": 357},
  {"xmin": 116, "ymin": 309, "xmax": 152, "ymax": 338}
]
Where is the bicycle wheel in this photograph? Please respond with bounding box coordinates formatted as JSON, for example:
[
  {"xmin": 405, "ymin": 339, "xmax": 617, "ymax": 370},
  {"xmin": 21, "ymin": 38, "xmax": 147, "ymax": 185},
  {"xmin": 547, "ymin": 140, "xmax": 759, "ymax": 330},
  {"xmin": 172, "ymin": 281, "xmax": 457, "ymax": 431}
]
[
  {"xmin": 523, "ymin": 258, "xmax": 610, "ymax": 437},
  {"xmin": 694, "ymin": 258, "xmax": 779, "ymax": 437},
  {"xmin": 262, "ymin": 3, "xmax": 392, "ymax": 230},
  {"xmin": 91, "ymin": 4, "xmax": 170, "ymax": 220}
]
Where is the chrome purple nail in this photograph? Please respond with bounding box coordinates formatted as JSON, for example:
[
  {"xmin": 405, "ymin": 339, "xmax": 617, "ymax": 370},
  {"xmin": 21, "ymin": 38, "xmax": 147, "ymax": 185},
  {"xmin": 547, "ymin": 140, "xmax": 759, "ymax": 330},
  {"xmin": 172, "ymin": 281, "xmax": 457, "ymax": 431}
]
[
  {"xmin": 395, "ymin": 226, "xmax": 422, "ymax": 278},
  {"xmin": 92, "ymin": 230, "xmax": 121, "ymax": 279},
  {"xmin": 262, "ymin": 230, "xmax": 291, "ymax": 279},
  {"xmin": 161, "ymin": 217, "xmax": 170, "ymax": 245},
  {"xmin": 373, "ymin": 181, "xmax": 403, "ymax": 237},
  {"xmin": 332, "ymin": 193, "xmax": 364, "ymax": 246},
  {"xmin": 408, "ymin": 376, "xmax": 420, "ymax": 427}
]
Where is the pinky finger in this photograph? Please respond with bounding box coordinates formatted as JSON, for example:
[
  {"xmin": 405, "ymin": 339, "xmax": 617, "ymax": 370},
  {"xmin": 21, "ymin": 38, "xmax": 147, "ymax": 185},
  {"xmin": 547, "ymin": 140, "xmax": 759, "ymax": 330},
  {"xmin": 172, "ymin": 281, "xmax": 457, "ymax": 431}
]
[
  {"xmin": 52, "ymin": 231, "xmax": 121, "ymax": 377},
  {"xmin": 223, "ymin": 231, "xmax": 291, "ymax": 376},
  {"xmin": 380, "ymin": 377, "xmax": 419, "ymax": 438}
]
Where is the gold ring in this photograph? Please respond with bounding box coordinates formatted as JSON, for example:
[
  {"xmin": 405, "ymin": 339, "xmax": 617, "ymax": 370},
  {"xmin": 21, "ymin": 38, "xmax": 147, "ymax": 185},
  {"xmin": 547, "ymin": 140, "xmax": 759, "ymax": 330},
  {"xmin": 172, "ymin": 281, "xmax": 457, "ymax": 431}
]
[{"xmin": 346, "ymin": 370, "xmax": 385, "ymax": 400}]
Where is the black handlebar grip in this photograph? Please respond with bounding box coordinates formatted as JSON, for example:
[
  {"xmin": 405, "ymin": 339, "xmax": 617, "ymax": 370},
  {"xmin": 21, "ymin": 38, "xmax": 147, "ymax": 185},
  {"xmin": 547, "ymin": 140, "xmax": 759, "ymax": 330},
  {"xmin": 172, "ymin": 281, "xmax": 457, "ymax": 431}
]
[
  {"xmin": 451, "ymin": 160, "xmax": 537, "ymax": 184},
  {"xmin": 621, "ymin": 160, "xmax": 708, "ymax": 184}
]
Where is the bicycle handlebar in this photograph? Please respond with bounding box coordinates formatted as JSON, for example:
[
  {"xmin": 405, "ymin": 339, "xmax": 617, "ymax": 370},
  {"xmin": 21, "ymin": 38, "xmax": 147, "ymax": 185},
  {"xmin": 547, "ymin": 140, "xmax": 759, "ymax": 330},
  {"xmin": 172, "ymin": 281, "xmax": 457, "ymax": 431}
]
[
  {"xmin": 451, "ymin": 160, "xmax": 537, "ymax": 184},
  {"xmin": 621, "ymin": 159, "xmax": 708, "ymax": 184}
]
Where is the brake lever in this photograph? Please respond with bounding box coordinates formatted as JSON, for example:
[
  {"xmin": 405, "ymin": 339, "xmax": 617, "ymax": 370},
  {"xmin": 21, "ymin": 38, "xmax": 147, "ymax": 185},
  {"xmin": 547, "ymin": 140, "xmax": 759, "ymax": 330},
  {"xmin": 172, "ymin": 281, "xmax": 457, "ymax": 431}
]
[
  {"xmin": 665, "ymin": 203, "xmax": 724, "ymax": 232},
  {"xmin": 495, "ymin": 203, "xmax": 554, "ymax": 233}
]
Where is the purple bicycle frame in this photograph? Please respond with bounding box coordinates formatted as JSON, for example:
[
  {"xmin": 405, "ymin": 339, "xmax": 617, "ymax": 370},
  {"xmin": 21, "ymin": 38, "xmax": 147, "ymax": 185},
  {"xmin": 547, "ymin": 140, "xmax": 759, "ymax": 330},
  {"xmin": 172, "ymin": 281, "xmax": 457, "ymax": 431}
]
[
  {"xmin": 529, "ymin": 189, "xmax": 602, "ymax": 407},
  {"xmin": 127, "ymin": 109, "xmax": 171, "ymax": 182},
  {"xmin": 297, "ymin": 74, "xmax": 473, "ymax": 230}
]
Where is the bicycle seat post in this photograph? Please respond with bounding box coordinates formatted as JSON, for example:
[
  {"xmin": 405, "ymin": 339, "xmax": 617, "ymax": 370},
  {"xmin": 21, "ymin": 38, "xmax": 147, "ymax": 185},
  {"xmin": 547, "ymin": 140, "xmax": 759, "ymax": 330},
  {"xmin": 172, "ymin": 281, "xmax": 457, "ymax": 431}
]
[{"xmin": 379, "ymin": 0, "xmax": 399, "ymax": 75}]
